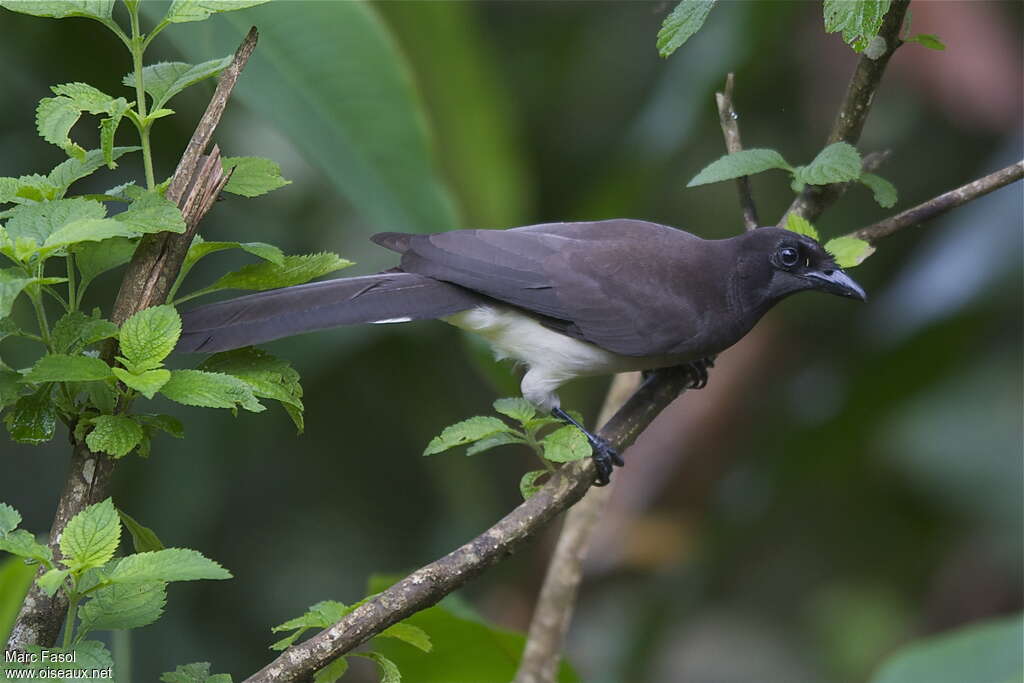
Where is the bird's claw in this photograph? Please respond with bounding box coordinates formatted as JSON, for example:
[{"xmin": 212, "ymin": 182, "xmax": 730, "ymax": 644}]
[
  {"xmin": 589, "ymin": 435, "xmax": 622, "ymax": 487},
  {"xmin": 683, "ymin": 356, "xmax": 715, "ymax": 389}
]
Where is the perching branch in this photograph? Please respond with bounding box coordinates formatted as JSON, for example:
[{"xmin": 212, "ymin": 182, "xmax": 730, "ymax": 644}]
[
  {"xmin": 715, "ymin": 74, "xmax": 760, "ymax": 231},
  {"xmin": 244, "ymin": 367, "xmax": 696, "ymax": 683},
  {"xmin": 780, "ymin": 0, "xmax": 911, "ymax": 225},
  {"xmin": 849, "ymin": 160, "xmax": 1024, "ymax": 243},
  {"xmin": 6, "ymin": 28, "xmax": 258, "ymax": 653},
  {"xmin": 512, "ymin": 372, "xmax": 641, "ymax": 683}
]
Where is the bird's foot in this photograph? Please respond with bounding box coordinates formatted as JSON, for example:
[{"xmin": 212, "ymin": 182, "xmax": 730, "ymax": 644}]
[
  {"xmin": 682, "ymin": 356, "xmax": 715, "ymax": 389},
  {"xmin": 551, "ymin": 407, "xmax": 623, "ymax": 486}
]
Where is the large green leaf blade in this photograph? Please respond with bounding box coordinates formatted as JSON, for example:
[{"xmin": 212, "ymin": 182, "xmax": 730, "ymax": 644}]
[
  {"xmin": 60, "ymin": 498, "xmax": 121, "ymax": 573},
  {"xmin": 123, "ymin": 56, "xmax": 233, "ymax": 110},
  {"xmin": 687, "ymin": 148, "xmax": 792, "ymax": 187},
  {"xmin": 657, "ymin": 0, "xmax": 717, "ymax": 58},
  {"xmin": 0, "ymin": 1, "xmax": 114, "ymax": 21}
]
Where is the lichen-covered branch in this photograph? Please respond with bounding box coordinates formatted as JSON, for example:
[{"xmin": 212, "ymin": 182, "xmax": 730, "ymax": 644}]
[
  {"xmin": 6, "ymin": 28, "xmax": 258, "ymax": 653},
  {"xmin": 243, "ymin": 368, "xmax": 695, "ymax": 683},
  {"xmin": 715, "ymin": 74, "xmax": 760, "ymax": 231},
  {"xmin": 850, "ymin": 160, "xmax": 1024, "ymax": 243},
  {"xmin": 779, "ymin": 0, "xmax": 911, "ymax": 225}
]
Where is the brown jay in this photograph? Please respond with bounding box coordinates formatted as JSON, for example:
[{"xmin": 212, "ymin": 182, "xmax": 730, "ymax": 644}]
[{"xmin": 177, "ymin": 220, "xmax": 866, "ymax": 484}]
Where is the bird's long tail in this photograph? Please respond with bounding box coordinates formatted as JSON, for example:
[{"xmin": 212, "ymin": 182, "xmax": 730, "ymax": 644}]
[{"xmin": 176, "ymin": 272, "xmax": 483, "ymax": 353}]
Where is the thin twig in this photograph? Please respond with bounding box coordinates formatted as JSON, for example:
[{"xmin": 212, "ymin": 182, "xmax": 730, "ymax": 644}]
[
  {"xmin": 512, "ymin": 372, "xmax": 641, "ymax": 683},
  {"xmin": 244, "ymin": 368, "xmax": 694, "ymax": 683},
  {"xmin": 6, "ymin": 28, "xmax": 258, "ymax": 653},
  {"xmin": 715, "ymin": 74, "xmax": 759, "ymax": 231},
  {"xmin": 850, "ymin": 160, "xmax": 1024, "ymax": 243},
  {"xmin": 779, "ymin": 0, "xmax": 911, "ymax": 226}
]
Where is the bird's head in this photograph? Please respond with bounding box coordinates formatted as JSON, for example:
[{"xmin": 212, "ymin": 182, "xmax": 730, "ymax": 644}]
[{"xmin": 736, "ymin": 227, "xmax": 867, "ymax": 304}]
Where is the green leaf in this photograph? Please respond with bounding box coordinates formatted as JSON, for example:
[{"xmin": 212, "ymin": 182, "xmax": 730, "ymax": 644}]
[
  {"xmin": 823, "ymin": 0, "xmax": 892, "ymax": 51},
  {"xmin": 4, "ymin": 387, "xmax": 57, "ymax": 444},
  {"xmin": 0, "ymin": 529, "xmax": 53, "ymax": 566},
  {"xmin": 198, "ymin": 347, "xmax": 303, "ymax": 430},
  {"xmin": 656, "ymin": 0, "xmax": 717, "ymax": 58},
  {"xmin": 159, "ymin": 662, "xmax": 233, "ymax": 683},
  {"xmin": 106, "ymin": 548, "xmax": 231, "ymax": 584},
  {"xmin": 51, "ymin": 311, "xmax": 119, "ymax": 354},
  {"xmin": 687, "ymin": 149, "xmax": 793, "ymax": 187},
  {"xmin": 135, "ymin": 413, "xmax": 185, "ymax": 440},
  {"xmin": 0, "ymin": 370, "xmax": 19, "ymax": 411},
  {"xmin": 119, "ymin": 305, "xmax": 181, "ymax": 372},
  {"xmin": 21, "ymin": 354, "xmax": 112, "ymax": 383},
  {"xmin": 0, "ymin": 268, "xmax": 34, "ymax": 318},
  {"xmin": 0, "ymin": 502, "xmax": 21, "ymax": 535},
  {"xmin": 113, "ymin": 367, "xmax": 171, "ymax": 399},
  {"xmin": 354, "ymin": 652, "xmax": 401, "ymax": 683},
  {"xmin": 60, "ymin": 498, "xmax": 120, "ymax": 572},
  {"xmin": 4, "ymin": 196, "xmax": 106, "ymax": 247},
  {"xmin": 906, "ymin": 33, "xmax": 945, "ymax": 50},
  {"xmin": 492, "ymin": 397, "xmax": 535, "ymax": 424},
  {"xmin": 379, "ymin": 622, "xmax": 432, "ymax": 653},
  {"xmin": 221, "ymin": 156, "xmax": 292, "ymax": 197},
  {"xmin": 519, "ymin": 470, "xmax": 549, "ymax": 500},
  {"xmin": 784, "ymin": 213, "xmax": 820, "ymax": 241},
  {"xmin": 314, "ymin": 656, "xmax": 349, "ymax": 683},
  {"xmin": 542, "ymin": 426, "xmax": 592, "ymax": 463},
  {"xmin": 74, "ymin": 236, "xmax": 137, "ymax": 288},
  {"xmin": 423, "ymin": 416, "xmax": 514, "ymax": 455},
  {"xmin": 114, "ymin": 191, "xmax": 186, "ymax": 235},
  {"xmin": 0, "ymin": 1, "xmax": 114, "ymax": 21},
  {"xmin": 859, "ymin": 172, "xmax": 898, "ymax": 208},
  {"xmin": 35, "ymin": 568, "xmax": 69, "ymax": 597},
  {"xmin": 117, "ymin": 509, "xmax": 165, "ymax": 553},
  {"xmin": 795, "ymin": 142, "xmax": 863, "ymax": 186},
  {"xmin": 35, "ymin": 83, "xmax": 128, "ymax": 160},
  {"xmin": 47, "ymin": 146, "xmax": 140, "ymax": 194},
  {"xmin": 869, "ymin": 614, "xmax": 1022, "ymax": 683},
  {"xmin": 195, "ymin": 253, "xmax": 352, "ymax": 296},
  {"xmin": 465, "ymin": 432, "xmax": 522, "ymax": 456},
  {"xmin": 0, "ymin": 173, "xmax": 59, "ymax": 205},
  {"xmin": 78, "ymin": 580, "xmax": 167, "ymax": 635},
  {"xmin": 159, "ymin": 369, "xmax": 264, "ymax": 412},
  {"xmin": 87, "ymin": 381, "xmax": 116, "ymax": 415},
  {"xmin": 173, "ymin": 236, "xmax": 285, "ymax": 298},
  {"xmin": 123, "ymin": 56, "xmax": 233, "ymax": 111},
  {"xmin": 825, "ymin": 236, "xmax": 876, "ymax": 268},
  {"xmin": 85, "ymin": 415, "xmax": 144, "ymax": 458},
  {"xmin": 42, "ymin": 218, "xmax": 137, "ymax": 252},
  {"xmin": 162, "ymin": 0, "xmax": 270, "ymax": 23}
]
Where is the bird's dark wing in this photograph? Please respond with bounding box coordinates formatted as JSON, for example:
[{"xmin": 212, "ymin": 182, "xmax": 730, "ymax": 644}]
[{"xmin": 374, "ymin": 220, "xmax": 719, "ymax": 357}]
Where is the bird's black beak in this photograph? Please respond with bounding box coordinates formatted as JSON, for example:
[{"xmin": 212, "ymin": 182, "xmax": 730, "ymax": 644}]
[{"xmin": 803, "ymin": 268, "xmax": 867, "ymax": 301}]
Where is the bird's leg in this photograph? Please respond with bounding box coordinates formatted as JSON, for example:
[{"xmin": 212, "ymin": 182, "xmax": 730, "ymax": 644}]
[
  {"xmin": 642, "ymin": 356, "xmax": 716, "ymax": 390},
  {"xmin": 551, "ymin": 406, "xmax": 623, "ymax": 486}
]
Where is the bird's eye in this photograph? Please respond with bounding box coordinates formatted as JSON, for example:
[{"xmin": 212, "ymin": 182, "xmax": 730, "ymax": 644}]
[{"xmin": 777, "ymin": 246, "xmax": 800, "ymax": 268}]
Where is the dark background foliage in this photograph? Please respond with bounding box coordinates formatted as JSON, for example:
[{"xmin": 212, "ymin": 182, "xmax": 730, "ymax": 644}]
[{"xmin": 2, "ymin": 2, "xmax": 1021, "ymax": 681}]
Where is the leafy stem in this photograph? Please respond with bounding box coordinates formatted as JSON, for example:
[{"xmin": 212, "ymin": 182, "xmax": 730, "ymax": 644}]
[
  {"xmin": 66, "ymin": 254, "xmax": 77, "ymax": 312},
  {"xmin": 28, "ymin": 286, "xmax": 52, "ymax": 350},
  {"xmin": 127, "ymin": 4, "xmax": 155, "ymax": 190},
  {"xmin": 61, "ymin": 582, "xmax": 80, "ymax": 649}
]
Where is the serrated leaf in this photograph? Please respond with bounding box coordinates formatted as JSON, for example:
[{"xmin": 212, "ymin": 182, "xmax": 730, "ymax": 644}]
[
  {"xmin": 114, "ymin": 191, "xmax": 186, "ymax": 235},
  {"xmin": 493, "ymin": 397, "xmax": 535, "ymax": 424},
  {"xmin": 519, "ymin": 470, "xmax": 549, "ymax": 500},
  {"xmin": 42, "ymin": 218, "xmax": 137, "ymax": 252},
  {"xmin": 423, "ymin": 416, "xmax": 514, "ymax": 455},
  {"xmin": 78, "ymin": 580, "xmax": 167, "ymax": 635},
  {"xmin": 106, "ymin": 548, "xmax": 231, "ymax": 584},
  {"xmin": 87, "ymin": 380, "xmax": 116, "ymax": 415},
  {"xmin": 135, "ymin": 413, "xmax": 184, "ymax": 439},
  {"xmin": 198, "ymin": 347, "xmax": 303, "ymax": 429},
  {"xmin": 465, "ymin": 432, "xmax": 522, "ymax": 456},
  {"xmin": 35, "ymin": 96, "xmax": 84, "ymax": 158},
  {"xmin": 0, "ymin": 173, "xmax": 59, "ymax": 205},
  {"xmin": 119, "ymin": 305, "xmax": 181, "ymax": 371},
  {"xmin": 656, "ymin": 0, "xmax": 717, "ymax": 58},
  {"xmin": 117, "ymin": 509, "xmax": 165, "ymax": 553},
  {"xmin": 0, "ymin": 369, "xmax": 19, "ymax": 408},
  {"xmin": 35, "ymin": 83, "xmax": 128, "ymax": 160},
  {"xmin": 113, "ymin": 367, "xmax": 171, "ymax": 399},
  {"xmin": 542, "ymin": 425, "xmax": 592, "ymax": 463},
  {"xmin": 355, "ymin": 652, "xmax": 401, "ymax": 683},
  {"xmin": 221, "ymin": 156, "xmax": 292, "ymax": 197},
  {"xmin": 74, "ymin": 236, "xmax": 137, "ymax": 287},
  {"xmin": 160, "ymin": 662, "xmax": 233, "ymax": 683},
  {"xmin": 796, "ymin": 142, "xmax": 863, "ymax": 186},
  {"xmin": 0, "ymin": 1, "xmax": 114, "ymax": 21},
  {"xmin": 5, "ymin": 197, "xmax": 106, "ymax": 247},
  {"xmin": 197, "ymin": 253, "xmax": 352, "ymax": 295},
  {"xmin": 687, "ymin": 148, "xmax": 793, "ymax": 187},
  {"xmin": 163, "ymin": 0, "xmax": 270, "ymax": 24},
  {"xmin": 159, "ymin": 369, "xmax": 264, "ymax": 412},
  {"xmin": 269, "ymin": 599, "xmax": 352, "ymax": 649},
  {"xmin": 60, "ymin": 498, "xmax": 120, "ymax": 572},
  {"xmin": 379, "ymin": 622, "xmax": 432, "ymax": 653},
  {"xmin": 21, "ymin": 354, "xmax": 112, "ymax": 383},
  {"xmin": 123, "ymin": 56, "xmax": 233, "ymax": 111},
  {"xmin": 36, "ymin": 568, "xmax": 69, "ymax": 596},
  {"xmin": 906, "ymin": 33, "xmax": 945, "ymax": 50},
  {"xmin": 314, "ymin": 656, "xmax": 349, "ymax": 683},
  {"xmin": 784, "ymin": 213, "xmax": 820, "ymax": 241},
  {"xmin": 86, "ymin": 415, "xmax": 144, "ymax": 458},
  {"xmin": 859, "ymin": 172, "xmax": 898, "ymax": 208},
  {"xmin": 823, "ymin": 0, "xmax": 892, "ymax": 51},
  {"xmin": 0, "ymin": 268, "xmax": 34, "ymax": 318},
  {"xmin": 4, "ymin": 387, "xmax": 57, "ymax": 444},
  {"xmin": 0, "ymin": 502, "xmax": 21, "ymax": 534},
  {"xmin": 51, "ymin": 311, "xmax": 119, "ymax": 354},
  {"xmin": 825, "ymin": 236, "xmax": 876, "ymax": 268},
  {"xmin": 0, "ymin": 529, "xmax": 53, "ymax": 565}
]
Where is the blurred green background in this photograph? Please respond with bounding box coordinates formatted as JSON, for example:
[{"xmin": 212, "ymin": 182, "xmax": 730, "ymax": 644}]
[{"xmin": 2, "ymin": 1, "xmax": 1021, "ymax": 681}]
